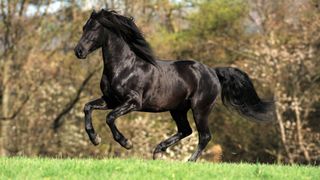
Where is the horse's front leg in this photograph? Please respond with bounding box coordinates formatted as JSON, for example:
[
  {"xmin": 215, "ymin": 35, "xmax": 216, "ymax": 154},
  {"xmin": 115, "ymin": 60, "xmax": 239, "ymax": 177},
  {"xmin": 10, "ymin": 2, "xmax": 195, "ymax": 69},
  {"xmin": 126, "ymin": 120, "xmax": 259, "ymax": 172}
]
[
  {"xmin": 84, "ymin": 97, "xmax": 108, "ymax": 146},
  {"xmin": 106, "ymin": 97, "xmax": 140, "ymax": 149}
]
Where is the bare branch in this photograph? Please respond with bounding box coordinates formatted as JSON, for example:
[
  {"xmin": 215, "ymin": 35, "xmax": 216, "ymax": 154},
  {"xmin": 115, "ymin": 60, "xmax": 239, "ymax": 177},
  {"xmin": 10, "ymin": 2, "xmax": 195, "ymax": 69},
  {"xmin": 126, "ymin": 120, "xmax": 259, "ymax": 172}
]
[
  {"xmin": 0, "ymin": 78, "xmax": 45, "ymax": 121},
  {"xmin": 52, "ymin": 68, "xmax": 100, "ymax": 132}
]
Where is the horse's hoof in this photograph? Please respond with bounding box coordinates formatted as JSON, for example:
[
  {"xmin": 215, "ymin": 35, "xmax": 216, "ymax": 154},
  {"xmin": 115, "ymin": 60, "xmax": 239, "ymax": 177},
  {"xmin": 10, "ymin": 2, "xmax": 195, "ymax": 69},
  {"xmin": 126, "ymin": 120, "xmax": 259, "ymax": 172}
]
[
  {"xmin": 123, "ymin": 139, "xmax": 133, "ymax": 150},
  {"xmin": 187, "ymin": 158, "xmax": 196, "ymax": 162},
  {"xmin": 152, "ymin": 152, "xmax": 163, "ymax": 160},
  {"xmin": 92, "ymin": 135, "xmax": 101, "ymax": 146},
  {"xmin": 152, "ymin": 144, "xmax": 166, "ymax": 160}
]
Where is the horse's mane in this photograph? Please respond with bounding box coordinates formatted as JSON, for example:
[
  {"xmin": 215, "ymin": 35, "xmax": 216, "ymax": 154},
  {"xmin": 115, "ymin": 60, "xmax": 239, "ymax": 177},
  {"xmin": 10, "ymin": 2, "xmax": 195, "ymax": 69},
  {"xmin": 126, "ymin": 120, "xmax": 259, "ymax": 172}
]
[{"xmin": 94, "ymin": 9, "xmax": 157, "ymax": 66}]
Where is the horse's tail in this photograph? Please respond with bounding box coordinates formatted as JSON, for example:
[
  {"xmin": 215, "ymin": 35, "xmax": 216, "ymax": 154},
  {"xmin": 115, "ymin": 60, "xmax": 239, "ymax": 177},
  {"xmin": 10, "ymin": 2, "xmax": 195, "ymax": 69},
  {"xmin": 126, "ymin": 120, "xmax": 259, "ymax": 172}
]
[{"xmin": 214, "ymin": 67, "xmax": 275, "ymax": 122}]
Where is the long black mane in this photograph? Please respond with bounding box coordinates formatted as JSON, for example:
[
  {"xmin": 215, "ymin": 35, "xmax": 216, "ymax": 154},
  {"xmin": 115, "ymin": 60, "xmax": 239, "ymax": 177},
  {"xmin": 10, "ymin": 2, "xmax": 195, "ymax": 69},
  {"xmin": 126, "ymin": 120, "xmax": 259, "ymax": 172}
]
[{"xmin": 94, "ymin": 9, "xmax": 157, "ymax": 66}]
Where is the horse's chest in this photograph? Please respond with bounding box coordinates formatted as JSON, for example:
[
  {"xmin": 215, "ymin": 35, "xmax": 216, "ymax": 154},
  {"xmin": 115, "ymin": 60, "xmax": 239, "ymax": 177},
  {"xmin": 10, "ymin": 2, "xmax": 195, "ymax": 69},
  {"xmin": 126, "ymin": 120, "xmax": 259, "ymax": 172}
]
[
  {"xmin": 100, "ymin": 76, "xmax": 123, "ymax": 106},
  {"xmin": 100, "ymin": 76, "xmax": 133, "ymax": 104},
  {"xmin": 100, "ymin": 75, "xmax": 110, "ymax": 95}
]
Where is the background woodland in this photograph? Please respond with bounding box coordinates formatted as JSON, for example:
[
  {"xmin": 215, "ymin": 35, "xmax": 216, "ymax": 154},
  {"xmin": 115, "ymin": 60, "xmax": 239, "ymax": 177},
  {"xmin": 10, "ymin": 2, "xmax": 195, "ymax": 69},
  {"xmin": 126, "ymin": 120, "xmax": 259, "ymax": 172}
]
[{"xmin": 0, "ymin": 0, "xmax": 319, "ymax": 165}]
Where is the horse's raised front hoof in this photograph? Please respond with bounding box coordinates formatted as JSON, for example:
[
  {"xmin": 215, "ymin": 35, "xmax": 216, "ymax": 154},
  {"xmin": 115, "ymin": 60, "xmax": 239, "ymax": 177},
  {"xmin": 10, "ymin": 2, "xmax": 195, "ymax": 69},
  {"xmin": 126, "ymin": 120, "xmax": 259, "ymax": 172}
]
[
  {"xmin": 120, "ymin": 139, "xmax": 133, "ymax": 150},
  {"xmin": 91, "ymin": 134, "xmax": 101, "ymax": 146}
]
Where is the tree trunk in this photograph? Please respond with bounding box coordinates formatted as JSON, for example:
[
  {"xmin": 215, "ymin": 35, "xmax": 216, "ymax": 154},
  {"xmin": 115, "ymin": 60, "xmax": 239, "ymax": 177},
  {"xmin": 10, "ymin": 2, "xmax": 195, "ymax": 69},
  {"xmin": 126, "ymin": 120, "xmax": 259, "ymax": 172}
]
[
  {"xmin": 274, "ymin": 91, "xmax": 294, "ymax": 164},
  {"xmin": 293, "ymin": 98, "xmax": 311, "ymax": 163},
  {"xmin": 0, "ymin": 59, "xmax": 14, "ymax": 156}
]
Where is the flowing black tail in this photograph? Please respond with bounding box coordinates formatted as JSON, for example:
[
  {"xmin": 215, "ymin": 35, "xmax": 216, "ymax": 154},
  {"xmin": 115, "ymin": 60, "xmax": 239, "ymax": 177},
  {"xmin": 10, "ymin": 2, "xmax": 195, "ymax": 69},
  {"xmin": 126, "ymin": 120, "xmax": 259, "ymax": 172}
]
[{"xmin": 214, "ymin": 67, "xmax": 275, "ymax": 122}]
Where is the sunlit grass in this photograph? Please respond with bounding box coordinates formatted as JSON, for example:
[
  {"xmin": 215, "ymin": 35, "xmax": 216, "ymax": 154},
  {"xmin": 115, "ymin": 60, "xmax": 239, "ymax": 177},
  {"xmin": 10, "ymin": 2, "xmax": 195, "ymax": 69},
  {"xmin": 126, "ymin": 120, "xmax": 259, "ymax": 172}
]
[{"xmin": 0, "ymin": 157, "xmax": 319, "ymax": 179}]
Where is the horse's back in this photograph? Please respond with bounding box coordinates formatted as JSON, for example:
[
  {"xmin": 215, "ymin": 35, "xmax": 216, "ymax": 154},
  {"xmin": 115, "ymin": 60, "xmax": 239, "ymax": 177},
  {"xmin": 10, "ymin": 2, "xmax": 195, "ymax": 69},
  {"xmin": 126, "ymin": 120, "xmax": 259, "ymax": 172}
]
[{"xmin": 156, "ymin": 59, "xmax": 220, "ymax": 97}]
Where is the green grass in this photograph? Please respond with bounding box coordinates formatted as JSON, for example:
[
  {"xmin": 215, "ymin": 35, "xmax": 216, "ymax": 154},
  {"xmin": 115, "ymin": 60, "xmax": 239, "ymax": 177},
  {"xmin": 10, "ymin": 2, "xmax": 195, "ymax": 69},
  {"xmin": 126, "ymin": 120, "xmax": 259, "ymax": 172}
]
[{"xmin": 0, "ymin": 157, "xmax": 319, "ymax": 179}]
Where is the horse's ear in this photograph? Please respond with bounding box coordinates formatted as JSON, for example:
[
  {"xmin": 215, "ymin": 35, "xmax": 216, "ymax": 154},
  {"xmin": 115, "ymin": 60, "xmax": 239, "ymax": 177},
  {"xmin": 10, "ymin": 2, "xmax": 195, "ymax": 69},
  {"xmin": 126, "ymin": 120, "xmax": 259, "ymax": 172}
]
[
  {"xmin": 91, "ymin": 10, "xmax": 97, "ymax": 18},
  {"xmin": 98, "ymin": 16, "xmax": 111, "ymax": 28}
]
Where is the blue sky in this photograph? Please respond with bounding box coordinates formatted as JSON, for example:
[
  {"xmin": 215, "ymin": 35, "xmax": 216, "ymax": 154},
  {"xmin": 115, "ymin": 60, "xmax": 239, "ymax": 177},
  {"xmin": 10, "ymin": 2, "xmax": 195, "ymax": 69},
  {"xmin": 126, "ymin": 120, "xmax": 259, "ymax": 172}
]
[{"xmin": 26, "ymin": 1, "xmax": 67, "ymax": 16}]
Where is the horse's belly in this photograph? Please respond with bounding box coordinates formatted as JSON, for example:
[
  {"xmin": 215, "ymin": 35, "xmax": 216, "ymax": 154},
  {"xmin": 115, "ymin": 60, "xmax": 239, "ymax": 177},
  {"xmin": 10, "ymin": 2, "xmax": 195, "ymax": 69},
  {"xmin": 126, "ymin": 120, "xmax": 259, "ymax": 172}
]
[
  {"xmin": 140, "ymin": 102, "xmax": 188, "ymax": 112},
  {"xmin": 141, "ymin": 91, "xmax": 189, "ymax": 112}
]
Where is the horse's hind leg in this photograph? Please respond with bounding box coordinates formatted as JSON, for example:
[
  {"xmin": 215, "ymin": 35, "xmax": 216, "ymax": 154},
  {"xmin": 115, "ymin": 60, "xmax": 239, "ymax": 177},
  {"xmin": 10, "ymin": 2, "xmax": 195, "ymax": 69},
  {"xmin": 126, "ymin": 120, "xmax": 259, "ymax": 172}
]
[
  {"xmin": 153, "ymin": 108, "xmax": 192, "ymax": 159},
  {"xmin": 188, "ymin": 107, "xmax": 212, "ymax": 162},
  {"xmin": 83, "ymin": 97, "xmax": 108, "ymax": 146},
  {"xmin": 188, "ymin": 96, "xmax": 217, "ymax": 162}
]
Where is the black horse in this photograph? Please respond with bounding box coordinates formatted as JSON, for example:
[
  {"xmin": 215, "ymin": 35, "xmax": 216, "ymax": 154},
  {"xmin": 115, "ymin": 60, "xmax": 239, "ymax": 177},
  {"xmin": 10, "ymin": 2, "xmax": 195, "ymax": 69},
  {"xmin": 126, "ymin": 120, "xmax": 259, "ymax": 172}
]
[{"xmin": 74, "ymin": 9, "xmax": 274, "ymax": 162}]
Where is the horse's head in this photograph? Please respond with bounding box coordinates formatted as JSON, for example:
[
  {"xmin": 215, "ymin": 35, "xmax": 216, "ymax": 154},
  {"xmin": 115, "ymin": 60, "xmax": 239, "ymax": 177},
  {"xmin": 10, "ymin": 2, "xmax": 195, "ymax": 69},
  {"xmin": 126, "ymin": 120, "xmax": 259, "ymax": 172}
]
[
  {"xmin": 75, "ymin": 9, "xmax": 157, "ymax": 66},
  {"xmin": 74, "ymin": 10, "xmax": 105, "ymax": 59}
]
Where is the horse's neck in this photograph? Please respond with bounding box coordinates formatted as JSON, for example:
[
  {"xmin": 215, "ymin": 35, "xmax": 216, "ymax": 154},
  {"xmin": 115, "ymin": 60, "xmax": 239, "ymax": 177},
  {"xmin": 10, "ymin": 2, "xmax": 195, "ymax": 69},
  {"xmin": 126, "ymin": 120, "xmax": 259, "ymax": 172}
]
[{"xmin": 102, "ymin": 33, "xmax": 136, "ymax": 79}]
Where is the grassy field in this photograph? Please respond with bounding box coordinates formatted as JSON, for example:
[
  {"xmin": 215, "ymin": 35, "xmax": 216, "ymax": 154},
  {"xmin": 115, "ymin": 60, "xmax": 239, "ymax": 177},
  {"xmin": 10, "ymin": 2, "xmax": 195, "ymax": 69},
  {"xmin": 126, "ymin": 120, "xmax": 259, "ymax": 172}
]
[{"xmin": 0, "ymin": 157, "xmax": 319, "ymax": 179}]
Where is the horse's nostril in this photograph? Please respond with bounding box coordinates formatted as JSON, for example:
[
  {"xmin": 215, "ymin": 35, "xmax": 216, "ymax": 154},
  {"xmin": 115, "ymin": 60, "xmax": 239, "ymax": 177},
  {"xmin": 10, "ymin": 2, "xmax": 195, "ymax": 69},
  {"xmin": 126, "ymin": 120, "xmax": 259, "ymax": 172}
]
[
  {"xmin": 77, "ymin": 48, "xmax": 83, "ymax": 55},
  {"xmin": 75, "ymin": 46, "xmax": 84, "ymax": 58}
]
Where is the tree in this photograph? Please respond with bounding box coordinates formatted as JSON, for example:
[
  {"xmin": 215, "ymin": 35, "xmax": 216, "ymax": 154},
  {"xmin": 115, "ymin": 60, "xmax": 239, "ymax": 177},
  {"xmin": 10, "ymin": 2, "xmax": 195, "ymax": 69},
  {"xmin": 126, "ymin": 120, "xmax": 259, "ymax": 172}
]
[{"xmin": 242, "ymin": 0, "xmax": 320, "ymax": 164}]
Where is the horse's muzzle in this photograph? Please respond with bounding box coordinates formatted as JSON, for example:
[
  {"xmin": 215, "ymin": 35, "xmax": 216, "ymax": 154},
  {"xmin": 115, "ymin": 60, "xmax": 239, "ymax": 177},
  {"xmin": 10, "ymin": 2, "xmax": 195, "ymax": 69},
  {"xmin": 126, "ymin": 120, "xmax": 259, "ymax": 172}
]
[{"xmin": 74, "ymin": 45, "xmax": 87, "ymax": 59}]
